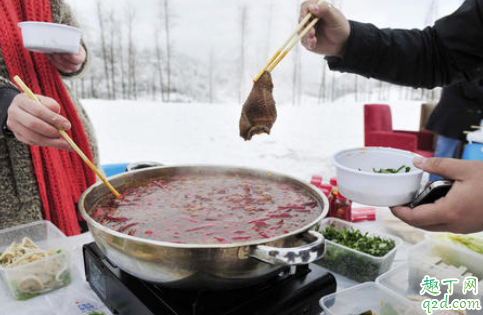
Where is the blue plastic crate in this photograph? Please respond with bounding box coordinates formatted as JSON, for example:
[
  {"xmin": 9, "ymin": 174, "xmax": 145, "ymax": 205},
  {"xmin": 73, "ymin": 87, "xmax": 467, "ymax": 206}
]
[
  {"xmin": 102, "ymin": 163, "xmax": 129, "ymax": 177},
  {"xmin": 462, "ymin": 143, "xmax": 483, "ymax": 161}
]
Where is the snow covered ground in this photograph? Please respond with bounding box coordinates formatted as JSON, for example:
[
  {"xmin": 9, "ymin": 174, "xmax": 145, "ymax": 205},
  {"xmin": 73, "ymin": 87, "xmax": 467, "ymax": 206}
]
[{"xmin": 83, "ymin": 100, "xmax": 423, "ymax": 182}]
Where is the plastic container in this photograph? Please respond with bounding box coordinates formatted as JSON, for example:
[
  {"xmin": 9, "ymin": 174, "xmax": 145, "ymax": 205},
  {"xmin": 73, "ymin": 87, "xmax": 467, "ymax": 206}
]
[
  {"xmin": 332, "ymin": 147, "xmax": 423, "ymax": 206},
  {"xmin": 407, "ymin": 237, "xmax": 483, "ymax": 300},
  {"xmin": 18, "ymin": 22, "xmax": 82, "ymax": 54},
  {"xmin": 377, "ymin": 263, "xmax": 416, "ymax": 299},
  {"xmin": 320, "ymin": 282, "xmax": 421, "ymax": 315},
  {"xmin": 462, "ymin": 143, "xmax": 483, "ymax": 161},
  {"xmin": 0, "ymin": 221, "xmax": 71, "ymax": 300},
  {"xmin": 377, "ymin": 263, "xmax": 482, "ymax": 315},
  {"xmin": 316, "ymin": 218, "xmax": 402, "ymax": 282}
]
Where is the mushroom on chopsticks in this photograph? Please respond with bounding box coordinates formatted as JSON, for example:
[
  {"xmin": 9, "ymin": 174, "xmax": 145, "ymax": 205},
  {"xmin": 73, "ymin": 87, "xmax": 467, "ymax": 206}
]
[
  {"xmin": 239, "ymin": 71, "xmax": 277, "ymax": 141},
  {"xmin": 238, "ymin": 0, "xmax": 323, "ymax": 141}
]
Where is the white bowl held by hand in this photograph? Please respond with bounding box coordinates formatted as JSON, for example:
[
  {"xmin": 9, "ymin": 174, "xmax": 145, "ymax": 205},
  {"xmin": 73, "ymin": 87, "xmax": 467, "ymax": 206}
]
[
  {"xmin": 18, "ymin": 22, "xmax": 82, "ymax": 54},
  {"xmin": 332, "ymin": 147, "xmax": 423, "ymax": 207}
]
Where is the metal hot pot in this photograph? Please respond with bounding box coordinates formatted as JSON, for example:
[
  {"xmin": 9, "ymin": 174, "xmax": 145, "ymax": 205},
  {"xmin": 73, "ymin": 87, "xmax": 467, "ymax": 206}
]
[{"xmin": 79, "ymin": 165, "xmax": 329, "ymax": 289}]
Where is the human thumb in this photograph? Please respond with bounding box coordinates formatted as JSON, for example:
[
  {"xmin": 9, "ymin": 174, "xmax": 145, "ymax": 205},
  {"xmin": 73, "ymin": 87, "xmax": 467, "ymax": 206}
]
[
  {"xmin": 308, "ymin": 1, "xmax": 345, "ymax": 27},
  {"xmin": 413, "ymin": 156, "xmax": 470, "ymax": 181}
]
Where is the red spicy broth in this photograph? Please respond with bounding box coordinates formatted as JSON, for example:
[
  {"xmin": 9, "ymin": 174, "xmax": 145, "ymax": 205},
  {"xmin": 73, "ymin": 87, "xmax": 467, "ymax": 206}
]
[{"xmin": 90, "ymin": 173, "xmax": 320, "ymax": 244}]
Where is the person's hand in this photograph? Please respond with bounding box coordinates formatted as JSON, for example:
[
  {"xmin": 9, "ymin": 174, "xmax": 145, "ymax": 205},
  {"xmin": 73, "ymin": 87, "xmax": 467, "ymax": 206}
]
[
  {"xmin": 6, "ymin": 93, "xmax": 72, "ymax": 151},
  {"xmin": 45, "ymin": 45, "xmax": 86, "ymax": 73},
  {"xmin": 299, "ymin": 0, "xmax": 351, "ymax": 57},
  {"xmin": 391, "ymin": 157, "xmax": 483, "ymax": 234}
]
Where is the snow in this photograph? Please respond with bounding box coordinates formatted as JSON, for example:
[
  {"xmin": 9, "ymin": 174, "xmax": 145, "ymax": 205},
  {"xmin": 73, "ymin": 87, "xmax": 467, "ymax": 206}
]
[{"xmin": 82, "ymin": 100, "xmax": 423, "ymax": 182}]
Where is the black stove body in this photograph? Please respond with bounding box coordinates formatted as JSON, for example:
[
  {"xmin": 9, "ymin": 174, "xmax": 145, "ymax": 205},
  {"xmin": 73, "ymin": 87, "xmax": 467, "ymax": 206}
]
[{"xmin": 83, "ymin": 242, "xmax": 336, "ymax": 315}]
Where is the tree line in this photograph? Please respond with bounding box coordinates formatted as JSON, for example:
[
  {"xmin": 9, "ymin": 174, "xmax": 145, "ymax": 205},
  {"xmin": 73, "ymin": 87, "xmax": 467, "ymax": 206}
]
[{"xmin": 66, "ymin": 0, "xmax": 442, "ymax": 105}]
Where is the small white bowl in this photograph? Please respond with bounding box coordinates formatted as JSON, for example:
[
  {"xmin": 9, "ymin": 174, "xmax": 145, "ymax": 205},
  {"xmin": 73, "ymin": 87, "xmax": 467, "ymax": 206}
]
[
  {"xmin": 332, "ymin": 147, "xmax": 423, "ymax": 207},
  {"xmin": 18, "ymin": 22, "xmax": 82, "ymax": 54}
]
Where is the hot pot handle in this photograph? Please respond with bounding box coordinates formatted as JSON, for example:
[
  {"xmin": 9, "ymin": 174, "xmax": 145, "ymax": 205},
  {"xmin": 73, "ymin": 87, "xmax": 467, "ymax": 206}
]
[
  {"xmin": 249, "ymin": 230, "xmax": 325, "ymax": 265},
  {"xmin": 125, "ymin": 161, "xmax": 164, "ymax": 172}
]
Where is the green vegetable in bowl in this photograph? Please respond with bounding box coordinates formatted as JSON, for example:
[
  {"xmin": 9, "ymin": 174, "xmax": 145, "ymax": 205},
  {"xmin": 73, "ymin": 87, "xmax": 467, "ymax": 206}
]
[{"xmin": 373, "ymin": 165, "xmax": 411, "ymax": 174}]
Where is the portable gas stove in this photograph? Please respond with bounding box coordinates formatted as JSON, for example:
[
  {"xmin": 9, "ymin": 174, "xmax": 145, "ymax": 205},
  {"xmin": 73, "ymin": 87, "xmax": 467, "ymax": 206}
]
[{"xmin": 83, "ymin": 242, "xmax": 336, "ymax": 315}]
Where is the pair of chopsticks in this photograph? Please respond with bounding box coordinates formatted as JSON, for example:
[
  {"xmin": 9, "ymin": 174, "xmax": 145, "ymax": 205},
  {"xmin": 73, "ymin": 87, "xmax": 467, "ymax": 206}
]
[
  {"xmin": 253, "ymin": 0, "xmax": 324, "ymax": 82},
  {"xmin": 13, "ymin": 75, "xmax": 122, "ymax": 199}
]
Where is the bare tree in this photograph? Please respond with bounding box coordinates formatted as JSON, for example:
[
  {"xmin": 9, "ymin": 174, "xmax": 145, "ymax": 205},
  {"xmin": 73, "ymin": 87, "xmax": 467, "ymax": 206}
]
[
  {"xmin": 89, "ymin": 76, "xmax": 97, "ymax": 98},
  {"xmin": 238, "ymin": 6, "xmax": 247, "ymax": 104},
  {"xmin": 162, "ymin": 0, "xmax": 172, "ymax": 101},
  {"xmin": 354, "ymin": 74, "xmax": 358, "ymax": 102},
  {"xmin": 208, "ymin": 48, "xmax": 215, "ymax": 103},
  {"xmin": 154, "ymin": 26, "xmax": 166, "ymax": 101},
  {"xmin": 425, "ymin": 0, "xmax": 439, "ymax": 26},
  {"xmin": 330, "ymin": 72, "xmax": 336, "ymax": 102},
  {"xmin": 116, "ymin": 18, "xmax": 127, "ymax": 99},
  {"xmin": 80, "ymin": 77, "xmax": 86, "ymax": 99},
  {"xmin": 151, "ymin": 70, "xmax": 157, "ymax": 101},
  {"xmin": 109, "ymin": 8, "xmax": 117, "ymax": 100},
  {"xmin": 96, "ymin": 0, "xmax": 111, "ymax": 99},
  {"xmin": 318, "ymin": 65, "xmax": 327, "ymax": 104},
  {"xmin": 292, "ymin": 43, "xmax": 302, "ymax": 106},
  {"xmin": 378, "ymin": 80, "xmax": 384, "ymax": 100},
  {"xmin": 126, "ymin": 5, "xmax": 137, "ymax": 100}
]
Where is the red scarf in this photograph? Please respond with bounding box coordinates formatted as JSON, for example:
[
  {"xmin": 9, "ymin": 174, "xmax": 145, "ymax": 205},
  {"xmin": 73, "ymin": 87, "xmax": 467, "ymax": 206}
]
[{"xmin": 0, "ymin": 0, "xmax": 96, "ymax": 236}]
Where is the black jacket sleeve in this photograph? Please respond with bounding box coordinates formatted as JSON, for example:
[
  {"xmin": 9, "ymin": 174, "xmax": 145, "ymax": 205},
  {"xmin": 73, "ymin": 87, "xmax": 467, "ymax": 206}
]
[
  {"xmin": 327, "ymin": 0, "xmax": 483, "ymax": 89},
  {"xmin": 0, "ymin": 85, "xmax": 20, "ymax": 138},
  {"xmin": 460, "ymin": 80, "xmax": 483, "ymax": 100}
]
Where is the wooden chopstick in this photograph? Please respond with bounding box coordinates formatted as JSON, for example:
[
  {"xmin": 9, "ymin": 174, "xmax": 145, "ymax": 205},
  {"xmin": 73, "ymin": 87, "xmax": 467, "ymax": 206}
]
[
  {"xmin": 253, "ymin": 0, "xmax": 324, "ymax": 82},
  {"xmin": 13, "ymin": 75, "xmax": 122, "ymax": 200},
  {"xmin": 471, "ymin": 125, "xmax": 482, "ymax": 129},
  {"xmin": 267, "ymin": 17, "xmax": 320, "ymax": 72}
]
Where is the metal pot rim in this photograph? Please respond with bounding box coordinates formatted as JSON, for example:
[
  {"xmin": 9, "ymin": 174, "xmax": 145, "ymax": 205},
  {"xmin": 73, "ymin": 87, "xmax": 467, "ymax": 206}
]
[{"xmin": 79, "ymin": 164, "xmax": 329, "ymax": 249}]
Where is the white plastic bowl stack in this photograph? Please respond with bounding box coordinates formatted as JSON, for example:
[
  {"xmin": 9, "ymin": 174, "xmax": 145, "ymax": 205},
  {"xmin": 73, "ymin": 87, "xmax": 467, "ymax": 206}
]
[
  {"xmin": 332, "ymin": 147, "xmax": 423, "ymax": 207},
  {"xmin": 18, "ymin": 22, "xmax": 82, "ymax": 54}
]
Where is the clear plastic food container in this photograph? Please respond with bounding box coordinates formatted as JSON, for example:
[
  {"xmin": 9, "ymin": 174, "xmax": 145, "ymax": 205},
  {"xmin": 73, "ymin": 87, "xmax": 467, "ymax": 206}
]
[
  {"xmin": 377, "ymin": 263, "xmax": 482, "ymax": 315},
  {"xmin": 0, "ymin": 220, "xmax": 71, "ymax": 300},
  {"xmin": 316, "ymin": 218, "xmax": 402, "ymax": 282},
  {"xmin": 377, "ymin": 263, "xmax": 417, "ymax": 299},
  {"xmin": 406, "ymin": 237, "xmax": 483, "ymax": 301},
  {"xmin": 320, "ymin": 282, "xmax": 420, "ymax": 315}
]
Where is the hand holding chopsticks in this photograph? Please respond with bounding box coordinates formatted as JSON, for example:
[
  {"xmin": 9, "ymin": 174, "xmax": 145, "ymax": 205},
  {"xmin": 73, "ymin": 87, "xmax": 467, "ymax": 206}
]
[
  {"xmin": 13, "ymin": 75, "xmax": 122, "ymax": 199},
  {"xmin": 253, "ymin": 0, "xmax": 350, "ymax": 82},
  {"xmin": 253, "ymin": 0, "xmax": 324, "ymax": 82}
]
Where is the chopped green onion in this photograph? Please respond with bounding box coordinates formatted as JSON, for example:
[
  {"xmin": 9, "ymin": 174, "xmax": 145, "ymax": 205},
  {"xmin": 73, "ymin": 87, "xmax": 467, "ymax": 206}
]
[{"xmin": 373, "ymin": 165, "xmax": 411, "ymax": 174}]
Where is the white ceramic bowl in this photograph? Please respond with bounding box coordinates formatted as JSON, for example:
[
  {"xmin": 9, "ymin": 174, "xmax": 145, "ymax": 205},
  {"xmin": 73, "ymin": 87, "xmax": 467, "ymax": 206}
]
[
  {"xmin": 332, "ymin": 147, "xmax": 423, "ymax": 207},
  {"xmin": 18, "ymin": 22, "xmax": 82, "ymax": 54}
]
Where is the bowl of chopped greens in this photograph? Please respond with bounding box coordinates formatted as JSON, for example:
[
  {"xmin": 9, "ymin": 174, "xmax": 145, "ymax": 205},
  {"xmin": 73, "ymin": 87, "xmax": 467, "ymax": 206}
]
[
  {"xmin": 332, "ymin": 147, "xmax": 423, "ymax": 206},
  {"xmin": 316, "ymin": 218, "xmax": 402, "ymax": 282}
]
